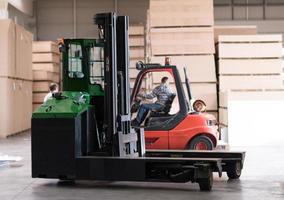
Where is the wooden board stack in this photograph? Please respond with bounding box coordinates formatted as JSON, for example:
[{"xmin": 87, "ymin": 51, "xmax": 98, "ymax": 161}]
[
  {"xmin": 217, "ymin": 35, "xmax": 283, "ymax": 136},
  {"xmin": 32, "ymin": 41, "xmax": 60, "ymax": 111},
  {"xmin": 0, "ymin": 19, "xmax": 33, "ymax": 138},
  {"xmin": 129, "ymin": 24, "xmax": 150, "ymax": 90},
  {"xmin": 214, "ymin": 25, "xmax": 258, "ymax": 44},
  {"xmin": 148, "ymin": 0, "xmax": 217, "ymax": 114}
]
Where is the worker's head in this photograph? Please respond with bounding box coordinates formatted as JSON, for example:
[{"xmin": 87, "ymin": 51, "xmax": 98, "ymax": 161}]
[
  {"xmin": 161, "ymin": 77, "xmax": 168, "ymax": 84},
  {"xmin": 49, "ymin": 83, "xmax": 58, "ymax": 93}
]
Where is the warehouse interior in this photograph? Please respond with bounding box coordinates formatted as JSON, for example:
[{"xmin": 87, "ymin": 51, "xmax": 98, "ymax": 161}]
[{"xmin": 1, "ymin": 0, "xmax": 284, "ymax": 199}]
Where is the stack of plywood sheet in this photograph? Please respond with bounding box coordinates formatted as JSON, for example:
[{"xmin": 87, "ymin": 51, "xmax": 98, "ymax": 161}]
[
  {"xmin": 217, "ymin": 35, "xmax": 283, "ymax": 138},
  {"xmin": 214, "ymin": 25, "xmax": 258, "ymax": 44},
  {"xmin": 32, "ymin": 41, "xmax": 60, "ymax": 110},
  {"xmin": 148, "ymin": 0, "xmax": 217, "ymax": 115},
  {"xmin": 129, "ymin": 24, "xmax": 149, "ymax": 90},
  {"xmin": 0, "ymin": 19, "xmax": 33, "ymax": 138}
]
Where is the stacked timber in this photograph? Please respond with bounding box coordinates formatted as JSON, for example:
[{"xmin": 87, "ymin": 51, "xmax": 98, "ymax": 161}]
[
  {"xmin": 148, "ymin": 0, "xmax": 217, "ymax": 115},
  {"xmin": 32, "ymin": 41, "xmax": 60, "ymax": 110},
  {"xmin": 217, "ymin": 35, "xmax": 283, "ymax": 142},
  {"xmin": 214, "ymin": 25, "xmax": 257, "ymax": 43},
  {"xmin": 129, "ymin": 24, "xmax": 149, "ymax": 90},
  {"xmin": 0, "ymin": 19, "xmax": 33, "ymax": 138}
]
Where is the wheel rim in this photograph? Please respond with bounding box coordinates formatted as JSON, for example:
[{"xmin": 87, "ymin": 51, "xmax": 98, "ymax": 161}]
[{"xmin": 195, "ymin": 142, "xmax": 208, "ymax": 150}]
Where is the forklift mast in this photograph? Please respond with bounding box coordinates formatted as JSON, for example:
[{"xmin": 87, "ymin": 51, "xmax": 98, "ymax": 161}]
[{"xmin": 94, "ymin": 13, "xmax": 141, "ymax": 157}]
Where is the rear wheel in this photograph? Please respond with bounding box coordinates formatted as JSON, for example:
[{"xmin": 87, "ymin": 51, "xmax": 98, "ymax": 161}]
[
  {"xmin": 189, "ymin": 135, "xmax": 214, "ymax": 150},
  {"xmin": 198, "ymin": 170, "xmax": 213, "ymax": 191},
  {"xmin": 226, "ymin": 161, "xmax": 242, "ymax": 179}
]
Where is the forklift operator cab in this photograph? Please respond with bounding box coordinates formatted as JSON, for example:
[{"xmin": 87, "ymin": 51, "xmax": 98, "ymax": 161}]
[
  {"xmin": 131, "ymin": 62, "xmax": 219, "ymax": 151},
  {"xmin": 131, "ymin": 68, "xmax": 180, "ymax": 128}
]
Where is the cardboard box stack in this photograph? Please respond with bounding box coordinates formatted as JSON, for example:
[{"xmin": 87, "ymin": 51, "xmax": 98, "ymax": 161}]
[
  {"xmin": 148, "ymin": 0, "xmax": 217, "ymax": 115},
  {"xmin": 32, "ymin": 41, "xmax": 60, "ymax": 110},
  {"xmin": 217, "ymin": 34, "xmax": 283, "ymax": 141},
  {"xmin": 0, "ymin": 19, "xmax": 33, "ymax": 138}
]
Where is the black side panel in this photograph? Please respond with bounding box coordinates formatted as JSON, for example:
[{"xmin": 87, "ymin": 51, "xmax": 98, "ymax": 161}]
[
  {"xmin": 76, "ymin": 157, "xmax": 146, "ymax": 181},
  {"xmin": 32, "ymin": 117, "xmax": 83, "ymax": 179}
]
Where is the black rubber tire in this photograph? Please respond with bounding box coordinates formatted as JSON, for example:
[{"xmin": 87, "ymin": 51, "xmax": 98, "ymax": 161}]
[
  {"xmin": 188, "ymin": 135, "xmax": 214, "ymax": 150},
  {"xmin": 198, "ymin": 170, "xmax": 213, "ymax": 191},
  {"xmin": 227, "ymin": 161, "xmax": 242, "ymax": 179}
]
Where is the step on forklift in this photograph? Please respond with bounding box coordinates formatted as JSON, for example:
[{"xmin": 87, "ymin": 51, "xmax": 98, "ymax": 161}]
[{"xmin": 32, "ymin": 12, "xmax": 245, "ymax": 191}]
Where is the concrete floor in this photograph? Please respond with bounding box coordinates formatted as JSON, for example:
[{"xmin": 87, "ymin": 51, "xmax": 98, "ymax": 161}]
[{"xmin": 0, "ymin": 131, "xmax": 284, "ymax": 200}]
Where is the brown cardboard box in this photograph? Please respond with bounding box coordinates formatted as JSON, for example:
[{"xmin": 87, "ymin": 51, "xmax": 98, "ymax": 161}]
[
  {"xmin": 32, "ymin": 63, "xmax": 60, "ymax": 73},
  {"xmin": 33, "ymin": 81, "xmax": 52, "ymax": 92},
  {"xmin": 129, "ymin": 36, "xmax": 145, "ymax": 47},
  {"xmin": 32, "ymin": 53, "xmax": 60, "ymax": 63},
  {"xmin": 151, "ymin": 55, "xmax": 216, "ymax": 83},
  {"xmin": 130, "ymin": 47, "xmax": 145, "ymax": 59},
  {"xmin": 218, "ymin": 59, "xmax": 282, "ymax": 75},
  {"xmin": 33, "ymin": 71, "xmax": 60, "ymax": 83},
  {"xmin": 214, "ymin": 25, "xmax": 257, "ymax": 43},
  {"xmin": 21, "ymin": 80, "xmax": 32, "ymax": 131},
  {"xmin": 33, "ymin": 92, "xmax": 46, "ymax": 104},
  {"xmin": 16, "ymin": 24, "xmax": 33, "ymax": 80},
  {"xmin": 33, "ymin": 41, "xmax": 59, "ymax": 53},
  {"xmin": 129, "ymin": 25, "xmax": 144, "ymax": 36},
  {"xmin": 0, "ymin": 19, "xmax": 16, "ymax": 78},
  {"xmin": 150, "ymin": 27, "xmax": 215, "ymax": 55},
  {"xmin": 0, "ymin": 78, "xmax": 32, "ymax": 138},
  {"xmin": 149, "ymin": 0, "xmax": 214, "ymax": 27},
  {"xmin": 33, "ymin": 103, "xmax": 42, "ymax": 112},
  {"xmin": 0, "ymin": 78, "xmax": 14, "ymax": 138}
]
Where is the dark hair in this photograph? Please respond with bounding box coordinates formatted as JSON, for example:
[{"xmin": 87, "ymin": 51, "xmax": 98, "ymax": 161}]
[
  {"xmin": 49, "ymin": 83, "xmax": 58, "ymax": 92},
  {"xmin": 161, "ymin": 77, "xmax": 168, "ymax": 83}
]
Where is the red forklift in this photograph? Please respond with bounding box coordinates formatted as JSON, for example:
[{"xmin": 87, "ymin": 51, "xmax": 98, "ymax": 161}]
[{"xmin": 131, "ymin": 61, "xmax": 218, "ymax": 150}]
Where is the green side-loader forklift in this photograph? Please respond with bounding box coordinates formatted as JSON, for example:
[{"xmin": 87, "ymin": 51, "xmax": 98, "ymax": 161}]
[{"xmin": 31, "ymin": 12, "xmax": 245, "ymax": 191}]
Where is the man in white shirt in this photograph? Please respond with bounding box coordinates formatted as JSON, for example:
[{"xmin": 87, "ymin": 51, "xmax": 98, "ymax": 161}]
[{"xmin": 43, "ymin": 83, "xmax": 59, "ymax": 102}]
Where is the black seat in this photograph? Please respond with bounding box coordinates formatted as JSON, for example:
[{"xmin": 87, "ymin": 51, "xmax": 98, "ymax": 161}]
[{"xmin": 150, "ymin": 93, "xmax": 176, "ymax": 117}]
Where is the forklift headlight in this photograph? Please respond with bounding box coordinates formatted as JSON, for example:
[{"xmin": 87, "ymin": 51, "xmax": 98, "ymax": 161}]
[{"xmin": 193, "ymin": 99, "xmax": 206, "ymax": 113}]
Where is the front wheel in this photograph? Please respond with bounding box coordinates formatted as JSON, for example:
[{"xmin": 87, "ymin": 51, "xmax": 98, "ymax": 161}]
[
  {"xmin": 226, "ymin": 161, "xmax": 242, "ymax": 179},
  {"xmin": 188, "ymin": 135, "xmax": 214, "ymax": 150},
  {"xmin": 198, "ymin": 170, "xmax": 213, "ymax": 191}
]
